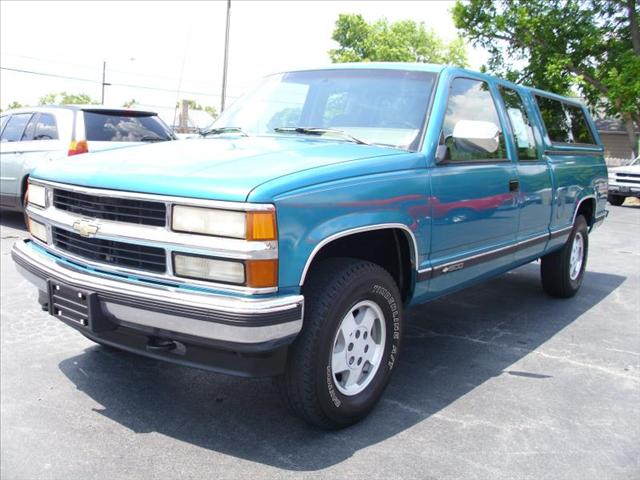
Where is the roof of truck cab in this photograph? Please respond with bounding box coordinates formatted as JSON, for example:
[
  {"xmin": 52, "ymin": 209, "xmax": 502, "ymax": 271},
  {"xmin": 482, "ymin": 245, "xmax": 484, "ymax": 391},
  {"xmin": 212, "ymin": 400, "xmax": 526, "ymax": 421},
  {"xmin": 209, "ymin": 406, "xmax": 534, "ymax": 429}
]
[
  {"xmin": 281, "ymin": 62, "xmax": 447, "ymax": 74},
  {"xmin": 288, "ymin": 63, "xmax": 586, "ymax": 107}
]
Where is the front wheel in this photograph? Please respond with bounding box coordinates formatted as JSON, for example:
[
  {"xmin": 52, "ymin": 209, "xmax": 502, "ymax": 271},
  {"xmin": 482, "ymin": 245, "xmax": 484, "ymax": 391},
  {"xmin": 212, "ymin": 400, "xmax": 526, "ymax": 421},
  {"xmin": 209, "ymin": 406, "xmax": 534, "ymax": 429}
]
[
  {"xmin": 541, "ymin": 215, "xmax": 589, "ymax": 298},
  {"xmin": 607, "ymin": 194, "xmax": 625, "ymax": 206},
  {"xmin": 279, "ymin": 258, "xmax": 402, "ymax": 429}
]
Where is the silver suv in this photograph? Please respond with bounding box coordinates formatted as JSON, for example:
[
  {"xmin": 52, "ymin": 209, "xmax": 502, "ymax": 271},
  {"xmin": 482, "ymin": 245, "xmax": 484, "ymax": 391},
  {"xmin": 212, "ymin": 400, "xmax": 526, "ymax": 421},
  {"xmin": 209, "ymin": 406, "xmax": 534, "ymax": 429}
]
[{"xmin": 0, "ymin": 105, "xmax": 175, "ymax": 212}]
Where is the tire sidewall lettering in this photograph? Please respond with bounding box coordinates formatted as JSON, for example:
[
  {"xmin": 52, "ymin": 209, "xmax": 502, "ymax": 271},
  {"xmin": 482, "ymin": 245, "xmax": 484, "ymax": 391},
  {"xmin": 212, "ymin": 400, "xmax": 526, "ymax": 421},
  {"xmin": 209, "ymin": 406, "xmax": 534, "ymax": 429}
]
[{"xmin": 323, "ymin": 278, "xmax": 402, "ymax": 412}]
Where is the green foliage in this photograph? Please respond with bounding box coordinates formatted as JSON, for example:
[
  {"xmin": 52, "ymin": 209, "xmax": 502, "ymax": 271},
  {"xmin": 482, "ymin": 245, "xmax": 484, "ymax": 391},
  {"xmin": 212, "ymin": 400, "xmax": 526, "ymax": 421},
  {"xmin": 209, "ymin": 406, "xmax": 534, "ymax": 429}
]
[
  {"xmin": 122, "ymin": 99, "xmax": 138, "ymax": 108},
  {"xmin": 7, "ymin": 101, "xmax": 24, "ymax": 110},
  {"xmin": 38, "ymin": 92, "xmax": 98, "ymax": 105},
  {"xmin": 176, "ymin": 100, "xmax": 218, "ymax": 119},
  {"xmin": 329, "ymin": 13, "xmax": 468, "ymax": 66},
  {"xmin": 453, "ymin": 0, "xmax": 640, "ymax": 154}
]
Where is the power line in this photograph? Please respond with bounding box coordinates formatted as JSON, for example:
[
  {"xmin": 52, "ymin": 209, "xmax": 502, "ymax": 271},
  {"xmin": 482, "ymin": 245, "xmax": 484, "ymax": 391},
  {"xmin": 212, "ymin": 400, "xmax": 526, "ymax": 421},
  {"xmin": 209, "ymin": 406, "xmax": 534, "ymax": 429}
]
[
  {"xmin": 1, "ymin": 52, "xmax": 224, "ymax": 88},
  {"xmin": 1, "ymin": 66, "xmax": 98, "ymax": 84},
  {"xmin": 0, "ymin": 66, "xmax": 238, "ymax": 100}
]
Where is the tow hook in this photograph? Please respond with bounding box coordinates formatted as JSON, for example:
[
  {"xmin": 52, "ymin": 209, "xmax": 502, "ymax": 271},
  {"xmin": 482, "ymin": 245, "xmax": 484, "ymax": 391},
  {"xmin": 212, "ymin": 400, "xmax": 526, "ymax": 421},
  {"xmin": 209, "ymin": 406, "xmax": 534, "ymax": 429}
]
[{"xmin": 146, "ymin": 336, "xmax": 177, "ymax": 352}]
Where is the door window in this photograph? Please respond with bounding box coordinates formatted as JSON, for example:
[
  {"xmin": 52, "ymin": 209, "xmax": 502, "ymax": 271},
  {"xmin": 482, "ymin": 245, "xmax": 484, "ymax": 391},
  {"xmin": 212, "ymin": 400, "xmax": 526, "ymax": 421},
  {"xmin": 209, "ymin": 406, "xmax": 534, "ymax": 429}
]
[
  {"xmin": 440, "ymin": 78, "xmax": 506, "ymax": 163},
  {"xmin": 33, "ymin": 113, "xmax": 59, "ymax": 140},
  {"xmin": 1, "ymin": 114, "xmax": 32, "ymax": 142},
  {"xmin": 499, "ymin": 87, "xmax": 538, "ymax": 160}
]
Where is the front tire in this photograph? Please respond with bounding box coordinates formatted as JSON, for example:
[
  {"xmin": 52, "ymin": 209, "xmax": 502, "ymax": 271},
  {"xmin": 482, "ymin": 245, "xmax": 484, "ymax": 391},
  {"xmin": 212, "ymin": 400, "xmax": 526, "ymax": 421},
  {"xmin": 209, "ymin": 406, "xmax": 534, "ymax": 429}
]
[
  {"xmin": 279, "ymin": 258, "xmax": 402, "ymax": 429},
  {"xmin": 541, "ymin": 215, "xmax": 589, "ymax": 298},
  {"xmin": 607, "ymin": 194, "xmax": 625, "ymax": 206}
]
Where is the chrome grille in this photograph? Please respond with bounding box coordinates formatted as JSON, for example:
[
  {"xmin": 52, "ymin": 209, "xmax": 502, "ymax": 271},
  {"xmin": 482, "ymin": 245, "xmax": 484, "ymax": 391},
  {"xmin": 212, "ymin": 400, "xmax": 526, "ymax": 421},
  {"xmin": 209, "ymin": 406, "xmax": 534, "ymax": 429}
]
[
  {"xmin": 53, "ymin": 188, "xmax": 166, "ymax": 226},
  {"xmin": 615, "ymin": 173, "xmax": 640, "ymax": 184},
  {"xmin": 52, "ymin": 227, "xmax": 167, "ymax": 273}
]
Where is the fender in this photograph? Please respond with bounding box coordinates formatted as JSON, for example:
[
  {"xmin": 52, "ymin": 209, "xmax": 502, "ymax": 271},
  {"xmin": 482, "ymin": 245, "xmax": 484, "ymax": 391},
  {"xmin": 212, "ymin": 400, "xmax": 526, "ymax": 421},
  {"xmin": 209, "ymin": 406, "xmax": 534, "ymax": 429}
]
[
  {"xmin": 572, "ymin": 193, "xmax": 596, "ymax": 226},
  {"xmin": 298, "ymin": 222, "xmax": 419, "ymax": 286}
]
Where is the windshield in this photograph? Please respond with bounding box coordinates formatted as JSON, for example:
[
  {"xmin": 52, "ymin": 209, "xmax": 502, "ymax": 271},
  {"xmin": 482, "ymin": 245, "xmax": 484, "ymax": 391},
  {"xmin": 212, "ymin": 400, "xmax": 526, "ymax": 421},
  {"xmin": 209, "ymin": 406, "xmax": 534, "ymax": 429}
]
[{"xmin": 213, "ymin": 69, "xmax": 437, "ymax": 151}]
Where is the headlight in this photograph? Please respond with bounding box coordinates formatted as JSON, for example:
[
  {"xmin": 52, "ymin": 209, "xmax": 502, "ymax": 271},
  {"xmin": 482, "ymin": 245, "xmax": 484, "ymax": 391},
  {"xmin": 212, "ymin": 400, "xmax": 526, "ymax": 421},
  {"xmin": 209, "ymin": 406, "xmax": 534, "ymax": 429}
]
[
  {"xmin": 171, "ymin": 205, "xmax": 276, "ymax": 240},
  {"xmin": 173, "ymin": 253, "xmax": 245, "ymax": 284},
  {"xmin": 27, "ymin": 183, "xmax": 47, "ymax": 208},
  {"xmin": 172, "ymin": 205, "xmax": 246, "ymax": 238},
  {"xmin": 27, "ymin": 217, "xmax": 47, "ymax": 242}
]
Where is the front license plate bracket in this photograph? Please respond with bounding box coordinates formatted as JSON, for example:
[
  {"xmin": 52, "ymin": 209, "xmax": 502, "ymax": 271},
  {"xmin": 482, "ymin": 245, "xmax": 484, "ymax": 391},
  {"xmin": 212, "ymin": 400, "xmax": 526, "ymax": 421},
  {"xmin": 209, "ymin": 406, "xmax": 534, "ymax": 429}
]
[{"xmin": 47, "ymin": 280, "xmax": 115, "ymax": 332}]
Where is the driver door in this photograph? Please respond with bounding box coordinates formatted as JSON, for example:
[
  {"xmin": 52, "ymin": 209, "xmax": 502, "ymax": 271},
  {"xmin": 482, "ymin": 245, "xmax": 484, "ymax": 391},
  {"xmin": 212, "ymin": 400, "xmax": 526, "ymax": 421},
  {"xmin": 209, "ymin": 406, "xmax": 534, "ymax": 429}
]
[{"xmin": 428, "ymin": 76, "xmax": 520, "ymax": 296}]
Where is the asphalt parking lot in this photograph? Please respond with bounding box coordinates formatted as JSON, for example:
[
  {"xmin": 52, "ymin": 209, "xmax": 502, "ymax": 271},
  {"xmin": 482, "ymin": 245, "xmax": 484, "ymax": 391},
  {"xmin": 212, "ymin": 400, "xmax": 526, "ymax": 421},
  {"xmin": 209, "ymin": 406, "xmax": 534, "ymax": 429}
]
[{"xmin": 1, "ymin": 205, "xmax": 639, "ymax": 480}]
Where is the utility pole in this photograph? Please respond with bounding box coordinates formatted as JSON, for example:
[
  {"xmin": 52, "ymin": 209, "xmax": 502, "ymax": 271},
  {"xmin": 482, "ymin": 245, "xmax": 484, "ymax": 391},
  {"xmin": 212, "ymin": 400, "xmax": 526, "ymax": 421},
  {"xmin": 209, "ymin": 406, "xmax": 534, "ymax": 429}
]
[
  {"xmin": 179, "ymin": 99, "xmax": 189, "ymax": 133},
  {"xmin": 101, "ymin": 61, "xmax": 110, "ymax": 105},
  {"xmin": 220, "ymin": 0, "xmax": 231, "ymax": 113}
]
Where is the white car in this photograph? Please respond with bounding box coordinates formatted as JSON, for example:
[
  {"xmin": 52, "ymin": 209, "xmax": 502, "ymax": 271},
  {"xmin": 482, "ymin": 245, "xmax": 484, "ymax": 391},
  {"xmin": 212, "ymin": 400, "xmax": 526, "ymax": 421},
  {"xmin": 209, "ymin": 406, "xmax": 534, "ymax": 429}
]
[
  {"xmin": 608, "ymin": 156, "xmax": 640, "ymax": 206},
  {"xmin": 0, "ymin": 105, "xmax": 175, "ymax": 212}
]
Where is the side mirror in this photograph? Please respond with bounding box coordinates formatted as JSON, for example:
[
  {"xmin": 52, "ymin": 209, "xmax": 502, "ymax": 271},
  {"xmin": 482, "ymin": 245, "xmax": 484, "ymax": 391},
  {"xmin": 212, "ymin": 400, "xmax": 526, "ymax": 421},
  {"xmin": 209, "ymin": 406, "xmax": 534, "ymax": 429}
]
[{"xmin": 452, "ymin": 120, "xmax": 500, "ymax": 154}]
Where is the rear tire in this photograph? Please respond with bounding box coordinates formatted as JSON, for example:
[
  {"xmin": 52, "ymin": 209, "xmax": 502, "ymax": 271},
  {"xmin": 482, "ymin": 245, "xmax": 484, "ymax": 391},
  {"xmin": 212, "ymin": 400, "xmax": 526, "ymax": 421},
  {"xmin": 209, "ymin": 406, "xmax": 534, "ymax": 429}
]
[
  {"xmin": 607, "ymin": 194, "xmax": 625, "ymax": 206},
  {"xmin": 279, "ymin": 258, "xmax": 402, "ymax": 429},
  {"xmin": 541, "ymin": 215, "xmax": 588, "ymax": 298}
]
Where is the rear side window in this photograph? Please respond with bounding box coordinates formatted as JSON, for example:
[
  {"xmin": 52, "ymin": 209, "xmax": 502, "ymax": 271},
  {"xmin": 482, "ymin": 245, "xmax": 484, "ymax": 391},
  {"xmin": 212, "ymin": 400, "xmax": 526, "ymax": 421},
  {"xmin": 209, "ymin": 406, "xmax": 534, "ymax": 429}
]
[
  {"xmin": 0, "ymin": 114, "xmax": 32, "ymax": 142},
  {"xmin": 564, "ymin": 103, "xmax": 595, "ymax": 144},
  {"xmin": 440, "ymin": 77, "xmax": 506, "ymax": 163},
  {"xmin": 536, "ymin": 96, "xmax": 596, "ymax": 145},
  {"xmin": 34, "ymin": 113, "xmax": 59, "ymax": 140},
  {"xmin": 499, "ymin": 87, "xmax": 538, "ymax": 160},
  {"xmin": 0, "ymin": 115, "xmax": 8, "ymax": 135},
  {"xmin": 83, "ymin": 111, "xmax": 173, "ymax": 142}
]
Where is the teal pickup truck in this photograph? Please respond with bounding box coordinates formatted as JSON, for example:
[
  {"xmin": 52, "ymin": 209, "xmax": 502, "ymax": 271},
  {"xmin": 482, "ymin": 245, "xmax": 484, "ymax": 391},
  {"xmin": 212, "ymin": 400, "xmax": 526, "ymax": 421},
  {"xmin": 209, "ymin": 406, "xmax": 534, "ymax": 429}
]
[{"xmin": 12, "ymin": 63, "xmax": 608, "ymax": 428}]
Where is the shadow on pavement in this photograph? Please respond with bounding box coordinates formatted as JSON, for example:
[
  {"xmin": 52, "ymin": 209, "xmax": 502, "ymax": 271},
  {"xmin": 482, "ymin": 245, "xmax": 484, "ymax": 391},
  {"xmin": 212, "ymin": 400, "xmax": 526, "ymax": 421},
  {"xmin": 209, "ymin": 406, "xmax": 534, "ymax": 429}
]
[
  {"xmin": 0, "ymin": 211, "xmax": 27, "ymax": 232},
  {"xmin": 58, "ymin": 263, "xmax": 625, "ymax": 471}
]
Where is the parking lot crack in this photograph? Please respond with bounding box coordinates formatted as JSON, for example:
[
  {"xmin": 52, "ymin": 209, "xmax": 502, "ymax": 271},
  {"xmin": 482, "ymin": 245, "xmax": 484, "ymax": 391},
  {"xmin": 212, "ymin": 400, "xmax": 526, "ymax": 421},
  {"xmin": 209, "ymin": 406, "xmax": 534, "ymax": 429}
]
[{"xmin": 425, "ymin": 330, "xmax": 640, "ymax": 383}]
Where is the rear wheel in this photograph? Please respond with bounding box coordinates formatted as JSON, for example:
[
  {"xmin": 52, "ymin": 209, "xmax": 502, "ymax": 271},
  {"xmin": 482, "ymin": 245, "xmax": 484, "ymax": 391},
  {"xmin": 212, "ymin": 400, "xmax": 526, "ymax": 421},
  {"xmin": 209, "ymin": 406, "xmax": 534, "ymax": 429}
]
[
  {"xmin": 279, "ymin": 258, "xmax": 402, "ymax": 429},
  {"xmin": 607, "ymin": 194, "xmax": 625, "ymax": 206},
  {"xmin": 541, "ymin": 215, "xmax": 588, "ymax": 298}
]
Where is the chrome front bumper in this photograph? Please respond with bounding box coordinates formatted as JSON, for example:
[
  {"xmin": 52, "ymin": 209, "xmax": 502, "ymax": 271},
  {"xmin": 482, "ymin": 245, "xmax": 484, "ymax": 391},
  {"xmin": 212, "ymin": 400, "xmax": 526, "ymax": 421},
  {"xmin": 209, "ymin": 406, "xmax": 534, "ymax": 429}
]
[{"xmin": 12, "ymin": 239, "xmax": 304, "ymax": 346}]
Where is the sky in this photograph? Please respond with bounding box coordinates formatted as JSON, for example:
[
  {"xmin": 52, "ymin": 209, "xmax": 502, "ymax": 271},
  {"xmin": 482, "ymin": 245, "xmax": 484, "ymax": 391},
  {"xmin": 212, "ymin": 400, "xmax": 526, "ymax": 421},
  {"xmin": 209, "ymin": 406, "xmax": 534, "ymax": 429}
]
[{"xmin": 0, "ymin": 1, "xmax": 489, "ymax": 113}]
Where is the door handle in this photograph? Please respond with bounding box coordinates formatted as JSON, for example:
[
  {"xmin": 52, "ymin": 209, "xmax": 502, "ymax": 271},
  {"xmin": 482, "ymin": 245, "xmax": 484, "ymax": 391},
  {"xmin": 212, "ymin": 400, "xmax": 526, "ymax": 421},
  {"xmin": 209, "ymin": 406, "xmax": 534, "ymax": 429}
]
[{"xmin": 509, "ymin": 179, "xmax": 519, "ymax": 192}]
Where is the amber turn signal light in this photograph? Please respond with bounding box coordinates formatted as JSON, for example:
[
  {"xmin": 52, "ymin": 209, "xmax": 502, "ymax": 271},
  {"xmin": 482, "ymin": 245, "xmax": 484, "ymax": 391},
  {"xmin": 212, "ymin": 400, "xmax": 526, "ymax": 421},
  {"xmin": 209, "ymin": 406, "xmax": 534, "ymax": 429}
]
[
  {"xmin": 246, "ymin": 259, "xmax": 278, "ymax": 288},
  {"xmin": 246, "ymin": 211, "xmax": 277, "ymax": 241}
]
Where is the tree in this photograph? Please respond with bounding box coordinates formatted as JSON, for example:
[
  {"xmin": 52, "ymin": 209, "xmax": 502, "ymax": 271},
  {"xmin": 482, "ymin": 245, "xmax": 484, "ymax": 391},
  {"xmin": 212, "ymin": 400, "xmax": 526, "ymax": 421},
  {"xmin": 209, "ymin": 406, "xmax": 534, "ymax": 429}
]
[
  {"xmin": 6, "ymin": 101, "xmax": 24, "ymax": 110},
  {"xmin": 176, "ymin": 100, "xmax": 218, "ymax": 119},
  {"xmin": 202, "ymin": 105, "xmax": 218, "ymax": 119},
  {"xmin": 38, "ymin": 92, "xmax": 98, "ymax": 105},
  {"xmin": 453, "ymin": 0, "xmax": 640, "ymax": 156},
  {"xmin": 122, "ymin": 99, "xmax": 138, "ymax": 108},
  {"xmin": 329, "ymin": 14, "xmax": 468, "ymax": 66}
]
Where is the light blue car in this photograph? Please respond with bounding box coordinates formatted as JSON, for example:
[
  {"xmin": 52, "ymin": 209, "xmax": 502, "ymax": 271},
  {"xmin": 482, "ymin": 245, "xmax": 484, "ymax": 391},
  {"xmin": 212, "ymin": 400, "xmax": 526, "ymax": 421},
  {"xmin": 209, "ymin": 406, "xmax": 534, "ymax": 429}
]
[{"xmin": 12, "ymin": 63, "xmax": 608, "ymax": 428}]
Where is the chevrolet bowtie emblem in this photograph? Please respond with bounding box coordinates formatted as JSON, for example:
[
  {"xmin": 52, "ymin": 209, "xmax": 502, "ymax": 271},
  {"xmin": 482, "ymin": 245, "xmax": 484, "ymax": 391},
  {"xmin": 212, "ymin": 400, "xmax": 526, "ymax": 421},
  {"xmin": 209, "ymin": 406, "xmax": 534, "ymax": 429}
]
[{"xmin": 72, "ymin": 219, "xmax": 99, "ymax": 237}]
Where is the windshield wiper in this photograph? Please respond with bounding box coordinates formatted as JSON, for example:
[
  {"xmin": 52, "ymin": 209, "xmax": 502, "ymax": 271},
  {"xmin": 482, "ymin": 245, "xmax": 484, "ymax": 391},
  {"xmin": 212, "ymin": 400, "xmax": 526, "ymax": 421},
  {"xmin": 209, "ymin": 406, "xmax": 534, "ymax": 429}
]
[
  {"xmin": 273, "ymin": 127, "xmax": 369, "ymax": 145},
  {"xmin": 139, "ymin": 135, "xmax": 165, "ymax": 142},
  {"xmin": 200, "ymin": 126, "xmax": 248, "ymax": 137}
]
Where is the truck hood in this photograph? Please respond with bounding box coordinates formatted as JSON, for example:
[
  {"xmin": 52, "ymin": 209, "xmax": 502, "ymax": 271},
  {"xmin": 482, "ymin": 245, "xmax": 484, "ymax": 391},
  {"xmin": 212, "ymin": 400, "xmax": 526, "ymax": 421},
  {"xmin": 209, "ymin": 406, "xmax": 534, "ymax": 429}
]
[{"xmin": 32, "ymin": 136, "xmax": 400, "ymax": 202}]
